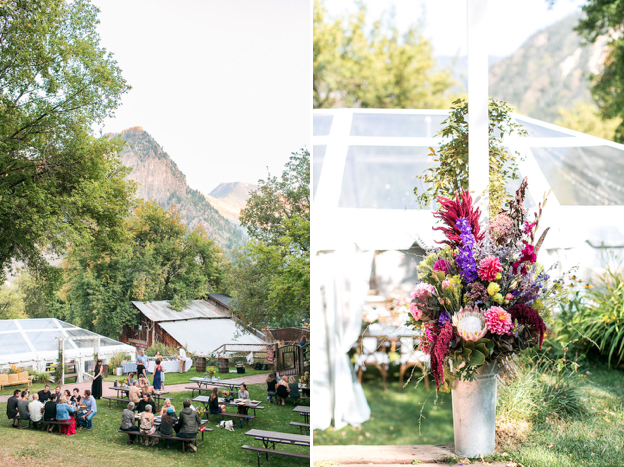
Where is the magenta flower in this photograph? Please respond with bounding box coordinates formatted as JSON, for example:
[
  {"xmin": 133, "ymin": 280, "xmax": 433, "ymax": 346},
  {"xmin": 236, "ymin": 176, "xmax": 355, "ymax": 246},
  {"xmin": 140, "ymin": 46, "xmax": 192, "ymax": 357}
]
[
  {"xmin": 434, "ymin": 259, "xmax": 450, "ymax": 275},
  {"xmin": 484, "ymin": 306, "xmax": 513, "ymax": 335},
  {"xmin": 478, "ymin": 256, "xmax": 503, "ymax": 281}
]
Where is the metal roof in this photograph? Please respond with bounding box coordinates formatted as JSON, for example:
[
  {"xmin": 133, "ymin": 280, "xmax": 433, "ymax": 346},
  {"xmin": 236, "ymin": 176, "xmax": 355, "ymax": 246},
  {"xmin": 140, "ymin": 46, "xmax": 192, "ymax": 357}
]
[
  {"xmin": 158, "ymin": 319, "xmax": 265, "ymax": 355},
  {"xmin": 131, "ymin": 300, "xmax": 229, "ymax": 322},
  {"xmin": 208, "ymin": 293, "xmax": 232, "ymax": 307}
]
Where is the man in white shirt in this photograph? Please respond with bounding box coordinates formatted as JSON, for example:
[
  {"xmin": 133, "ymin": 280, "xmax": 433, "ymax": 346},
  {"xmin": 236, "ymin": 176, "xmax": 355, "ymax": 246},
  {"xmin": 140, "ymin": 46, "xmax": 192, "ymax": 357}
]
[{"xmin": 28, "ymin": 393, "xmax": 44, "ymax": 429}]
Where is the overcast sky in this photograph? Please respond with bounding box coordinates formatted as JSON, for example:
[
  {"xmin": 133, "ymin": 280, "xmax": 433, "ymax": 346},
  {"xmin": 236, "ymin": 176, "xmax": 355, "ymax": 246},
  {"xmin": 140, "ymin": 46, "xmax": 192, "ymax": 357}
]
[
  {"xmin": 93, "ymin": 0, "xmax": 310, "ymax": 195},
  {"xmin": 324, "ymin": 0, "xmax": 586, "ymax": 57}
]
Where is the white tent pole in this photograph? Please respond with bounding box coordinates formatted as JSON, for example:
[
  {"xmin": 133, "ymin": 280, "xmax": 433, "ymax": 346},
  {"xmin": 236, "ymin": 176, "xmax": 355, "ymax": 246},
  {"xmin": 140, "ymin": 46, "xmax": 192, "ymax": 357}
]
[
  {"xmin": 61, "ymin": 339, "xmax": 65, "ymax": 386},
  {"xmin": 467, "ymin": 0, "xmax": 489, "ymax": 211}
]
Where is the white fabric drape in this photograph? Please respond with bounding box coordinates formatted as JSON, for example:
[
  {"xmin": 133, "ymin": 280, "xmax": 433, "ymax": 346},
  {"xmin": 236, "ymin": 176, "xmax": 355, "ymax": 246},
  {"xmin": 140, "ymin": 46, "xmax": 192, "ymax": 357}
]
[{"xmin": 312, "ymin": 246, "xmax": 374, "ymax": 431}]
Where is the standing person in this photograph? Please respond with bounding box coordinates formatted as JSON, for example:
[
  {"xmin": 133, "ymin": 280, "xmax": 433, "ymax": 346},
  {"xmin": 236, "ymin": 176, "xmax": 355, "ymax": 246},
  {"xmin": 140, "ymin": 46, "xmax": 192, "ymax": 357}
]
[
  {"xmin": 6, "ymin": 389, "xmax": 20, "ymax": 428},
  {"xmin": 152, "ymin": 357, "xmax": 164, "ymax": 391},
  {"xmin": 288, "ymin": 376, "xmax": 300, "ymax": 403},
  {"xmin": 208, "ymin": 387, "xmax": 225, "ymax": 415},
  {"xmin": 139, "ymin": 404, "xmax": 157, "ymax": 446},
  {"xmin": 28, "ymin": 394, "xmax": 44, "ymax": 429},
  {"xmin": 176, "ymin": 399, "xmax": 201, "ymax": 452},
  {"xmin": 37, "ymin": 385, "xmax": 52, "ymax": 404},
  {"xmin": 77, "ymin": 390, "xmax": 97, "ymax": 429},
  {"xmin": 91, "ymin": 360, "xmax": 103, "ymax": 400},
  {"xmin": 120, "ymin": 402, "xmax": 139, "ymax": 445},
  {"xmin": 43, "ymin": 396, "xmax": 58, "ymax": 432},
  {"xmin": 266, "ymin": 373, "xmax": 278, "ymax": 404},
  {"xmin": 300, "ymin": 334, "xmax": 309, "ymax": 360},
  {"xmin": 136, "ymin": 349, "xmax": 148, "ymax": 380},
  {"xmin": 276, "ymin": 375, "xmax": 290, "ymax": 406},
  {"xmin": 17, "ymin": 390, "xmax": 30, "ymax": 425},
  {"xmin": 158, "ymin": 407, "xmax": 178, "ymax": 448},
  {"xmin": 55, "ymin": 395, "xmax": 76, "ymax": 436}
]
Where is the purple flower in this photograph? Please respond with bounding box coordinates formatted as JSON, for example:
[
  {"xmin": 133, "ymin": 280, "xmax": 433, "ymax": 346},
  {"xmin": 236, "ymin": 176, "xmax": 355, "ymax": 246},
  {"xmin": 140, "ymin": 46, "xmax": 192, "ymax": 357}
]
[
  {"xmin": 455, "ymin": 217, "xmax": 479, "ymax": 283},
  {"xmin": 438, "ymin": 310, "xmax": 450, "ymax": 326}
]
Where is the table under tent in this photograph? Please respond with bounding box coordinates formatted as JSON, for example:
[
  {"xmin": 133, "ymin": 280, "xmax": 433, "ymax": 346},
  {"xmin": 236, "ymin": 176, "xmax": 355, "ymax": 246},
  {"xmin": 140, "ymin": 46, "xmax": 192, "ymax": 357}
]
[
  {"xmin": 0, "ymin": 318, "xmax": 136, "ymax": 383},
  {"xmin": 312, "ymin": 108, "xmax": 624, "ymax": 430}
]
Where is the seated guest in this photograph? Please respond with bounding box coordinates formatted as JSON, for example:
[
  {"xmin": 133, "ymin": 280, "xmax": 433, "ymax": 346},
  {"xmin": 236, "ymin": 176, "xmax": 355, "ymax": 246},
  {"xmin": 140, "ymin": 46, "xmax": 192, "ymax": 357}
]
[
  {"xmin": 70, "ymin": 388, "xmax": 82, "ymax": 406},
  {"xmin": 238, "ymin": 383, "xmax": 250, "ymax": 400},
  {"xmin": 17, "ymin": 390, "xmax": 30, "ymax": 424},
  {"xmin": 28, "ymin": 394, "xmax": 44, "ymax": 429},
  {"xmin": 175, "ymin": 399, "xmax": 201, "ymax": 452},
  {"xmin": 276, "ymin": 375, "xmax": 290, "ymax": 406},
  {"xmin": 128, "ymin": 381, "xmax": 141, "ymax": 404},
  {"xmin": 288, "ymin": 376, "xmax": 300, "ymax": 402},
  {"xmin": 63, "ymin": 390, "xmax": 72, "ymax": 405},
  {"xmin": 159, "ymin": 407, "xmax": 178, "ymax": 448},
  {"xmin": 158, "ymin": 398, "xmax": 176, "ymax": 416},
  {"xmin": 37, "ymin": 385, "xmax": 52, "ymax": 404},
  {"xmin": 137, "ymin": 393, "xmax": 154, "ymax": 414},
  {"xmin": 120, "ymin": 402, "xmax": 139, "ymax": 445},
  {"xmin": 43, "ymin": 397, "xmax": 58, "ymax": 432},
  {"xmin": 266, "ymin": 373, "xmax": 278, "ymax": 404},
  {"xmin": 56, "ymin": 395, "xmax": 76, "ymax": 436},
  {"xmin": 124, "ymin": 372, "xmax": 136, "ymax": 387},
  {"xmin": 138, "ymin": 374, "xmax": 154, "ymax": 394},
  {"xmin": 208, "ymin": 387, "xmax": 225, "ymax": 415},
  {"xmin": 77, "ymin": 389, "xmax": 97, "ymax": 430},
  {"xmin": 6, "ymin": 389, "xmax": 20, "ymax": 428},
  {"xmin": 139, "ymin": 404, "xmax": 157, "ymax": 446},
  {"xmin": 52, "ymin": 386, "xmax": 62, "ymax": 402}
]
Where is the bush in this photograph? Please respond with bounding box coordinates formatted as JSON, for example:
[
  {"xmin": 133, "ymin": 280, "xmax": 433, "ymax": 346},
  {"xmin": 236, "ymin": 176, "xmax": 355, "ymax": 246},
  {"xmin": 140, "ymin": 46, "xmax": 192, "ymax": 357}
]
[
  {"xmin": 108, "ymin": 351, "xmax": 131, "ymax": 369},
  {"xmin": 27, "ymin": 369, "xmax": 50, "ymax": 384},
  {"xmin": 145, "ymin": 342, "xmax": 178, "ymax": 357},
  {"xmin": 497, "ymin": 354, "xmax": 586, "ymax": 423}
]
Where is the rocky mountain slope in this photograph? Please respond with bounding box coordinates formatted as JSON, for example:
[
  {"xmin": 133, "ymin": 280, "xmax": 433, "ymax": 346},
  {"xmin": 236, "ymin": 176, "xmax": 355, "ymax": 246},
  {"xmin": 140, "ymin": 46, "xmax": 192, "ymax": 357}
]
[
  {"xmin": 203, "ymin": 182, "xmax": 257, "ymax": 225},
  {"xmin": 489, "ymin": 12, "xmax": 609, "ymax": 123},
  {"xmin": 117, "ymin": 127, "xmax": 247, "ymax": 251}
]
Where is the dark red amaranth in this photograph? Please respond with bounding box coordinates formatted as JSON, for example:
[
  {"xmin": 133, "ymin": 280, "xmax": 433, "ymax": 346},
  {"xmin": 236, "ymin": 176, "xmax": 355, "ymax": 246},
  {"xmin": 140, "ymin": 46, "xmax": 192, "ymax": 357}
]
[
  {"xmin": 433, "ymin": 190, "xmax": 484, "ymax": 249},
  {"xmin": 509, "ymin": 303, "xmax": 547, "ymax": 349},
  {"xmin": 430, "ymin": 321, "xmax": 454, "ymax": 391}
]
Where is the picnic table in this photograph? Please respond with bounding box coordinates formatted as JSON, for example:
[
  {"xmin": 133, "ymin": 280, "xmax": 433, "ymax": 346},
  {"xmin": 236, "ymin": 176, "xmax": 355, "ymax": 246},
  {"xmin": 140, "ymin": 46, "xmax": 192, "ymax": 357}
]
[
  {"xmin": 151, "ymin": 391, "xmax": 170, "ymax": 412},
  {"xmin": 292, "ymin": 406, "xmax": 310, "ymax": 424},
  {"xmin": 112, "ymin": 387, "xmax": 129, "ymax": 398},
  {"xmin": 242, "ymin": 429, "xmax": 310, "ymax": 466},
  {"xmin": 192, "ymin": 396, "xmax": 264, "ymax": 417},
  {"xmin": 188, "ymin": 377, "xmax": 242, "ymax": 392}
]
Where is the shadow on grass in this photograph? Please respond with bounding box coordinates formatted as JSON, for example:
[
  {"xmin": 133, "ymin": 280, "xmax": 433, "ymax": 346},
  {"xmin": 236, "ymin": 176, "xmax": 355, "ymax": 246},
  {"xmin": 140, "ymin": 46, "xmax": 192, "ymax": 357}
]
[{"xmin": 314, "ymin": 366, "xmax": 454, "ymax": 446}]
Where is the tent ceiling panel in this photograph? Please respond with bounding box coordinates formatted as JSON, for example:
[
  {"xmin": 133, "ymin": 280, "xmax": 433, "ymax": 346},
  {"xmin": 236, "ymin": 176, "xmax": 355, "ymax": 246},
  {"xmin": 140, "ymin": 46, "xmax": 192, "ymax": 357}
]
[
  {"xmin": 25, "ymin": 330, "xmax": 67, "ymax": 352},
  {"xmin": 350, "ymin": 113, "xmax": 447, "ymax": 138},
  {"xmin": 0, "ymin": 321, "xmax": 17, "ymax": 332},
  {"xmin": 19, "ymin": 319, "xmax": 59, "ymax": 330},
  {"xmin": 313, "ymin": 144, "xmax": 326, "ymax": 199},
  {"xmin": 514, "ymin": 118, "xmax": 572, "ymax": 138},
  {"xmin": 313, "ymin": 114, "xmax": 334, "ymax": 136},
  {"xmin": 0, "ymin": 333, "xmax": 31, "ymax": 355}
]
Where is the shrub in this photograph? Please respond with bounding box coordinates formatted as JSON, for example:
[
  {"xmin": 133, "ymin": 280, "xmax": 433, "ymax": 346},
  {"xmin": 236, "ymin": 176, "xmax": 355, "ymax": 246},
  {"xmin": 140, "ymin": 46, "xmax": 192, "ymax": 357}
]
[
  {"xmin": 145, "ymin": 342, "xmax": 178, "ymax": 357},
  {"xmin": 27, "ymin": 369, "xmax": 50, "ymax": 384},
  {"xmin": 108, "ymin": 351, "xmax": 131, "ymax": 369}
]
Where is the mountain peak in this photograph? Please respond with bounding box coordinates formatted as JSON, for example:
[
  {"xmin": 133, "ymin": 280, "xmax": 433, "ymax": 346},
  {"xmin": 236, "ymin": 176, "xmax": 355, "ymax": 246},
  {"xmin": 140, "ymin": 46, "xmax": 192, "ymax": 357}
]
[{"xmin": 204, "ymin": 182, "xmax": 257, "ymax": 226}]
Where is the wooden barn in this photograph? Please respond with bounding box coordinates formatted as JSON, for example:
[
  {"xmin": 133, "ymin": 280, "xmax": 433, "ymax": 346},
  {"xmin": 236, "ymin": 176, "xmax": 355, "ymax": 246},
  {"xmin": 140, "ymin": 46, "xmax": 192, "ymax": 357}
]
[{"xmin": 119, "ymin": 297, "xmax": 265, "ymax": 354}]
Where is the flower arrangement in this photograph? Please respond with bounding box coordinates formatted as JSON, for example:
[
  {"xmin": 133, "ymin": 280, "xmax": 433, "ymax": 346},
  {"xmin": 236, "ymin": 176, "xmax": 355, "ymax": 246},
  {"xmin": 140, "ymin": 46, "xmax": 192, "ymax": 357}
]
[
  {"xmin": 8, "ymin": 365, "xmax": 22, "ymax": 374},
  {"xmin": 205, "ymin": 367, "xmax": 217, "ymax": 378},
  {"xmin": 408, "ymin": 179, "xmax": 567, "ymax": 391}
]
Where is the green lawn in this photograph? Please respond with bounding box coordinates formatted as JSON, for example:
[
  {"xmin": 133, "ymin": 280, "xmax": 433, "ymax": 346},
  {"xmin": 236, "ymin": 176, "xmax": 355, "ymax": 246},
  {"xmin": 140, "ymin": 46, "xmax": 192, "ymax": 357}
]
[
  {"xmin": 313, "ymin": 360, "xmax": 624, "ymax": 467},
  {"xmin": 0, "ymin": 382, "xmax": 309, "ymax": 467},
  {"xmin": 102, "ymin": 368, "xmax": 270, "ymax": 385}
]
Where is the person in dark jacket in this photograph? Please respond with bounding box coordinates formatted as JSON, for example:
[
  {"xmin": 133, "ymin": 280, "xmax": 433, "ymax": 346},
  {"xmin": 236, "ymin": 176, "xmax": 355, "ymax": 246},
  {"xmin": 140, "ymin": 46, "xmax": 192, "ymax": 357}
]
[
  {"xmin": 266, "ymin": 373, "xmax": 278, "ymax": 404},
  {"xmin": 43, "ymin": 398, "xmax": 58, "ymax": 432},
  {"xmin": 136, "ymin": 393, "xmax": 154, "ymax": 414},
  {"xmin": 175, "ymin": 399, "xmax": 201, "ymax": 452},
  {"xmin": 6, "ymin": 389, "xmax": 20, "ymax": 428},
  {"xmin": 37, "ymin": 385, "xmax": 51, "ymax": 404}
]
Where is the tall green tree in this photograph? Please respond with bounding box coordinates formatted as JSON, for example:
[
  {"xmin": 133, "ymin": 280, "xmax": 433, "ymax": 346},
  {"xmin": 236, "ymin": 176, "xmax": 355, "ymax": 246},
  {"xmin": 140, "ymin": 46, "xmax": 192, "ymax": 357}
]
[
  {"xmin": 0, "ymin": 0, "xmax": 134, "ymax": 279},
  {"xmin": 572, "ymin": 0, "xmax": 624, "ymax": 142},
  {"xmin": 0, "ymin": 282, "xmax": 26, "ymax": 320},
  {"xmin": 313, "ymin": 0, "xmax": 457, "ymax": 109},
  {"xmin": 228, "ymin": 150, "xmax": 310, "ymax": 329},
  {"xmin": 65, "ymin": 200, "xmax": 225, "ymax": 337}
]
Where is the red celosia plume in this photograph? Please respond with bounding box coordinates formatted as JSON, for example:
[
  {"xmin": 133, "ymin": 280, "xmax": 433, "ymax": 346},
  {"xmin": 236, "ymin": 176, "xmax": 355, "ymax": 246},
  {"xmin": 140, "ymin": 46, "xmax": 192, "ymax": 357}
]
[{"xmin": 430, "ymin": 321, "xmax": 453, "ymax": 391}]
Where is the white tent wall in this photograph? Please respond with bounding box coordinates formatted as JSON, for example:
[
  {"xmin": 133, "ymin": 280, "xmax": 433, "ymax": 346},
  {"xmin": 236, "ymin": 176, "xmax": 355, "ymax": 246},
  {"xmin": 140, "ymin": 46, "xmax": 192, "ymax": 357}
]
[{"xmin": 312, "ymin": 246, "xmax": 374, "ymax": 431}]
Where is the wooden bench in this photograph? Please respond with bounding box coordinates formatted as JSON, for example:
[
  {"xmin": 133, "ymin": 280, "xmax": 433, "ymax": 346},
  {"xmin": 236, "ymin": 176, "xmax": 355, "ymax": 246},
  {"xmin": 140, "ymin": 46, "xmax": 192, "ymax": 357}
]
[
  {"xmin": 103, "ymin": 396, "xmax": 128, "ymax": 407},
  {"xmin": 118, "ymin": 427, "xmax": 213, "ymax": 452},
  {"xmin": 209, "ymin": 412, "xmax": 255, "ymax": 427},
  {"xmin": 242, "ymin": 445, "xmax": 309, "ymax": 467},
  {"xmin": 289, "ymin": 421, "xmax": 310, "ymax": 434},
  {"xmin": 253, "ymin": 436, "xmax": 309, "ymax": 447},
  {"xmin": 11, "ymin": 415, "xmax": 32, "ymax": 429},
  {"xmin": 185, "ymin": 386, "xmax": 212, "ymax": 397},
  {"xmin": 41, "ymin": 420, "xmax": 72, "ymax": 432}
]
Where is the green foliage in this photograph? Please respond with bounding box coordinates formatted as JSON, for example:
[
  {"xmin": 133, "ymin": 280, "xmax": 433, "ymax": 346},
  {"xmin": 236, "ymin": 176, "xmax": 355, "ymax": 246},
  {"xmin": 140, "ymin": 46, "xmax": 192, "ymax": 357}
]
[
  {"xmin": 15, "ymin": 266, "xmax": 69, "ymax": 320},
  {"xmin": 205, "ymin": 366, "xmax": 217, "ymax": 378},
  {"xmin": 145, "ymin": 343, "xmax": 178, "ymax": 357},
  {"xmin": 555, "ymin": 101, "xmax": 622, "ymax": 141},
  {"xmin": 0, "ymin": 0, "xmax": 135, "ymax": 279},
  {"xmin": 27, "ymin": 369, "xmax": 50, "ymax": 384},
  {"xmin": 0, "ymin": 282, "xmax": 26, "ymax": 320},
  {"xmin": 498, "ymin": 354, "xmax": 586, "ymax": 423},
  {"xmin": 313, "ymin": 0, "xmax": 457, "ymax": 109},
  {"xmin": 231, "ymin": 150, "xmax": 310, "ymax": 329},
  {"xmin": 53, "ymin": 345, "xmax": 63, "ymax": 384},
  {"xmin": 414, "ymin": 99, "xmax": 526, "ymax": 217},
  {"xmin": 575, "ymin": 1, "xmax": 624, "ymax": 143},
  {"xmin": 65, "ymin": 200, "xmax": 226, "ymax": 337},
  {"xmin": 107, "ymin": 352, "xmax": 131, "ymax": 369}
]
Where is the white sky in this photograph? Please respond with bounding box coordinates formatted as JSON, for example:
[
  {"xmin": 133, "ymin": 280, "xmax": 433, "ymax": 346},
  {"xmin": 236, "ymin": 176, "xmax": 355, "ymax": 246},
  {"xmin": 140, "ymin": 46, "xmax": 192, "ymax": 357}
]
[
  {"xmin": 93, "ymin": 0, "xmax": 310, "ymax": 195},
  {"xmin": 324, "ymin": 0, "xmax": 587, "ymax": 57}
]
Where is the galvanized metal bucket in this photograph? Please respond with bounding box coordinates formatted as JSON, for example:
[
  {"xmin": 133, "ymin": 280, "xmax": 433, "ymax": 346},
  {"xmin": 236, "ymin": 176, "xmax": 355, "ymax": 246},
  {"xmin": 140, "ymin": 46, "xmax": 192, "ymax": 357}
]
[{"xmin": 451, "ymin": 360, "xmax": 498, "ymax": 457}]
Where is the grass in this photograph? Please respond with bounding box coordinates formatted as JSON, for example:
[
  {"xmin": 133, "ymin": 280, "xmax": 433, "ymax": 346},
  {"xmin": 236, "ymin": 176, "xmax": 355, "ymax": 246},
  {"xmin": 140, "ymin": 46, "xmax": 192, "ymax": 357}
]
[
  {"xmin": 0, "ymin": 381, "xmax": 309, "ymax": 467},
  {"xmin": 313, "ymin": 359, "xmax": 624, "ymax": 467},
  {"xmin": 102, "ymin": 368, "xmax": 269, "ymax": 385}
]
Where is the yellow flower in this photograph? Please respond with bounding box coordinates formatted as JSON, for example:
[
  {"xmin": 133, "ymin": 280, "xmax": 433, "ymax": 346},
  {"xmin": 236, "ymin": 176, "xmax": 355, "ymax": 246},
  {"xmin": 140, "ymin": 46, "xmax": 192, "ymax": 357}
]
[
  {"xmin": 584, "ymin": 284, "xmax": 594, "ymax": 289},
  {"xmin": 487, "ymin": 282, "xmax": 500, "ymax": 296}
]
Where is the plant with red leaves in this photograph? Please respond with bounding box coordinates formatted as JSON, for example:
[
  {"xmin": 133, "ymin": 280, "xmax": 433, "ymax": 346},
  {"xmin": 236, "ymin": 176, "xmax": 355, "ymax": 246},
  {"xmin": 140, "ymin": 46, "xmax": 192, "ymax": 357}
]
[
  {"xmin": 509, "ymin": 303, "xmax": 547, "ymax": 349},
  {"xmin": 433, "ymin": 190, "xmax": 484, "ymax": 249},
  {"xmin": 430, "ymin": 321, "xmax": 454, "ymax": 390}
]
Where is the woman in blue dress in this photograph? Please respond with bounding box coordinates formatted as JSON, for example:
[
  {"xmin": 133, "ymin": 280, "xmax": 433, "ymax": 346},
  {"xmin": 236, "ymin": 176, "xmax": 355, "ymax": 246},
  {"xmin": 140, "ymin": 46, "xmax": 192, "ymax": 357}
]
[{"xmin": 152, "ymin": 358, "xmax": 163, "ymax": 391}]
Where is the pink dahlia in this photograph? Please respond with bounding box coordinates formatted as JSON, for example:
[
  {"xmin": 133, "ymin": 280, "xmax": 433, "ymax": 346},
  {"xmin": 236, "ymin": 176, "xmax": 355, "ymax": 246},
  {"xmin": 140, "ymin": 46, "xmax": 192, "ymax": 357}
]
[
  {"xmin": 434, "ymin": 259, "xmax": 450, "ymax": 274},
  {"xmin": 410, "ymin": 283, "xmax": 435, "ymax": 301},
  {"xmin": 478, "ymin": 257, "xmax": 503, "ymax": 281},
  {"xmin": 484, "ymin": 306, "xmax": 513, "ymax": 335},
  {"xmin": 409, "ymin": 303, "xmax": 423, "ymax": 321}
]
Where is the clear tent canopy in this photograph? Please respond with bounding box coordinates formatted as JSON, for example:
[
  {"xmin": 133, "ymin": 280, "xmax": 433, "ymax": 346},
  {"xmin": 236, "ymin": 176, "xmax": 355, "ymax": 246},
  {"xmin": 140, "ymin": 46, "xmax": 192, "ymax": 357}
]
[
  {"xmin": 313, "ymin": 109, "xmax": 624, "ymax": 275},
  {"xmin": 0, "ymin": 318, "xmax": 135, "ymax": 373}
]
